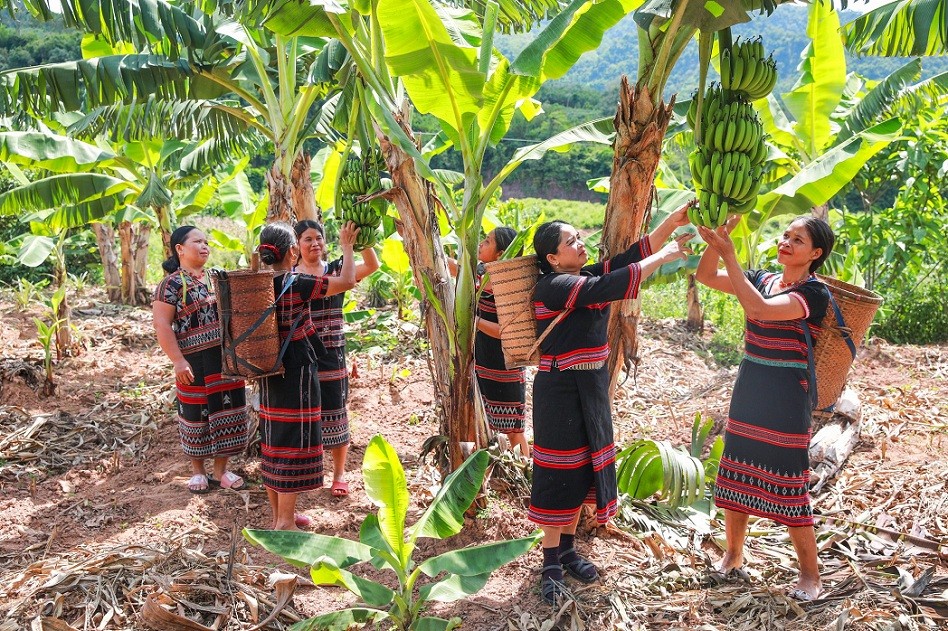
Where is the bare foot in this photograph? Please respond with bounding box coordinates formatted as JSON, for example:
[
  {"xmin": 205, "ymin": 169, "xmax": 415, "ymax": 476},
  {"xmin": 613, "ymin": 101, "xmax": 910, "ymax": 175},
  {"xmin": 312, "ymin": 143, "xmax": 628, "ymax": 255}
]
[
  {"xmin": 718, "ymin": 551, "xmax": 743, "ymax": 573},
  {"xmin": 789, "ymin": 578, "xmax": 822, "ymax": 601},
  {"xmin": 273, "ymin": 522, "xmax": 301, "ymax": 531}
]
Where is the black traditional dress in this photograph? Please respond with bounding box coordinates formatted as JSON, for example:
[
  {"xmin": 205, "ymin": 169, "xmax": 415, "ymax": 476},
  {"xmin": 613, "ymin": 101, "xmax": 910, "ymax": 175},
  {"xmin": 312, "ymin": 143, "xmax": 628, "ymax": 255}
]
[
  {"xmin": 529, "ymin": 237, "xmax": 652, "ymax": 527},
  {"xmin": 259, "ymin": 272, "xmax": 330, "ymax": 493},
  {"xmin": 475, "ymin": 274, "xmax": 526, "ymax": 434},
  {"xmin": 153, "ymin": 269, "xmax": 249, "ymax": 459},
  {"xmin": 308, "ymin": 258, "xmax": 351, "ymax": 449},
  {"xmin": 714, "ymin": 271, "xmax": 829, "ymax": 527}
]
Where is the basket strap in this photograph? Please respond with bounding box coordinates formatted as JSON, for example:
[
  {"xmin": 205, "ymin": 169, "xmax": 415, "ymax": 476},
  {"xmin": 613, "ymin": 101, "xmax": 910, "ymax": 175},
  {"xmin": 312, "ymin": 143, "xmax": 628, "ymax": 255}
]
[
  {"xmin": 800, "ymin": 320, "xmax": 819, "ymax": 411},
  {"xmin": 526, "ymin": 309, "xmax": 571, "ymax": 359},
  {"xmin": 828, "ymin": 292, "xmax": 857, "ymax": 360}
]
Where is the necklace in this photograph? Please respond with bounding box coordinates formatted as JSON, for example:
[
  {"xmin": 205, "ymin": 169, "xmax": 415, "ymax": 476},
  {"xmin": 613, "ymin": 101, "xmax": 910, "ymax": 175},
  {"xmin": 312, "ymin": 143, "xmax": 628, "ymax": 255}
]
[{"xmin": 777, "ymin": 274, "xmax": 808, "ymax": 289}]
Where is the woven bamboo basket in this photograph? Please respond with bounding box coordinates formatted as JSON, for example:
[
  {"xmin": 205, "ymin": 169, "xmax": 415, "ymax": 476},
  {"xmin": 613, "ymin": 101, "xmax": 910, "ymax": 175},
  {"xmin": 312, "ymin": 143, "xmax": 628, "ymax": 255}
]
[
  {"xmin": 212, "ymin": 269, "xmax": 284, "ymax": 379},
  {"xmin": 483, "ymin": 255, "xmax": 542, "ymax": 368},
  {"xmin": 813, "ymin": 274, "xmax": 883, "ymax": 410}
]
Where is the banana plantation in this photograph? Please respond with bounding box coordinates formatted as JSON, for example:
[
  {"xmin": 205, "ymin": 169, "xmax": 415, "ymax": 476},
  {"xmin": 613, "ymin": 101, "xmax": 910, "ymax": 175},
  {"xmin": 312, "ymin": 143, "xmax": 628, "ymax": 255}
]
[{"xmin": 1, "ymin": 0, "xmax": 947, "ymax": 629}]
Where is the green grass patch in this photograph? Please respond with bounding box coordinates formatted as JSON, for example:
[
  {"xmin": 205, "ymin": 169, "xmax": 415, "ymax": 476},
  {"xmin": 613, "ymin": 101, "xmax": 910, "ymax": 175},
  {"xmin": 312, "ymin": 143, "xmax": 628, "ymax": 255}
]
[
  {"xmin": 512, "ymin": 197, "xmax": 605, "ymax": 231},
  {"xmin": 641, "ymin": 277, "xmax": 745, "ymax": 367}
]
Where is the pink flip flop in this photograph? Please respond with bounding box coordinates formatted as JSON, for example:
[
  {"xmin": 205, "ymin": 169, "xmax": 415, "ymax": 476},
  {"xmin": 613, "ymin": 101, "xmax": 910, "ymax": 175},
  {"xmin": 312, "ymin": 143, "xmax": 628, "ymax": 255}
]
[
  {"xmin": 218, "ymin": 471, "xmax": 245, "ymax": 490},
  {"xmin": 294, "ymin": 513, "xmax": 314, "ymax": 528}
]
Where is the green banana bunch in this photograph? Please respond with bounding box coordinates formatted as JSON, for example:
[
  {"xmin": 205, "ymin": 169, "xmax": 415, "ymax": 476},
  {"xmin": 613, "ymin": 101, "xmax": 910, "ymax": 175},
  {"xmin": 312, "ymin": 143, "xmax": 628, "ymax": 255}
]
[
  {"xmin": 720, "ymin": 37, "xmax": 778, "ymax": 101},
  {"xmin": 336, "ymin": 150, "xmax": 388, "ymax": 246}
]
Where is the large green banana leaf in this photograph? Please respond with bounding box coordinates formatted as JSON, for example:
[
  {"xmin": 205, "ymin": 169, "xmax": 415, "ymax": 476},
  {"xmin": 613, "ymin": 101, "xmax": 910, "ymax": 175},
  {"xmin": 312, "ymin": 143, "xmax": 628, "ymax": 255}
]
[
  {"xmin": 0, "ymin": 55, "xmax": 224, "ymax": 117},
  {"xmin": 416, "ymin": 533, "xmax": 542, "ymax": 577},
  {"xmin": 23, "ymin": 0, "xmax": 208, "ymax": 59},
  {"xmin": 417, "ymin": 572, "xmax": 491, "ymax": 603},
  {"xmin": 487, "ymin": 116, "xmax": 613, "ymax": 197},
  {"xmin": 309, "ymin": 558, "xmax": 395, "ymax": 607},
  {"xmin": 0, "ymin": 132, "xmax": 118, "ymax": 171},
  {"xmin": 758, "ymin": 117, "xmax": 902, "ymax": 217},
  {"xmin": 781, "ymin": 0, "xmax": 847, "ymax": 160},
  {"xmin": 616, "ymin": 439, "xmax": 705, "ymax": 509},
  {"xmin": 511, "ymin": 0, "xmax": 643, "ymax": 79},
  {"xmin": 410, "ymin": 449, "xmax": 488, "ymax": 541},
  {"xmin": 0, "ymin": 173, "xmax": 131, "ymax": 217},
  {"xmin": 290, "ymin": 607, "xmax": 389, "ymax": 631},
  {"xmin": 362, "ymin": 435, "xmax": 409, "ymax": 567},
  {"xmin": 242, "ymin": 529, "xmax": 375, "ymax": 568},
  {"xmin": 378, "ymin": 0, "xmax": 483, "ymax": 131},
  {"xmin": 17, "ymin": 235, "xmax": 57, "ymax": 267},
  {"xmin": 836, "ymin": 58, "xmax": 921, "ymax": 142},
  {"xmin": 843, "ymin": 0, "xmax": 948, "ymax": 57},
  {"xmin": 264, "ymin": 0, "xmax": 348, "ymax": 39},
  {"xmin": 68, "ymin": 98, "xmax": 255, "ymax": 144},
  {"xmin": 447, "ymin": 0, "xmax": 561, "ymax": 34}
]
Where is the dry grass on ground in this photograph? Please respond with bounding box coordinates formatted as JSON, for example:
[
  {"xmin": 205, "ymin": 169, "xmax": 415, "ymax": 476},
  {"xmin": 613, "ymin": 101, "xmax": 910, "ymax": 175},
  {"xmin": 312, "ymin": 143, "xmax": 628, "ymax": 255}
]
[{"xmin": 1, "ymin": 293, "xmax": 946, "ymax": 630}]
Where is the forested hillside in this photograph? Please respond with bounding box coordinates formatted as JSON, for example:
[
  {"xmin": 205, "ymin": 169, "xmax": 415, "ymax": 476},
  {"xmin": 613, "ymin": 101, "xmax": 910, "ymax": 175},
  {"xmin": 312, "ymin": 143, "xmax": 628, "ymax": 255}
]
[{"xmin": 3, "ymin": 6, "xmax": 946, "ymax": 201}]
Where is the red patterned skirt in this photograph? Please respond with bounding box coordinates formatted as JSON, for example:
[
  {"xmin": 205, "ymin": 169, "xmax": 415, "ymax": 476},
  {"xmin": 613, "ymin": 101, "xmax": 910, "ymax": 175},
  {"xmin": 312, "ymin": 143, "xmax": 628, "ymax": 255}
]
[
  {"xmin": 176, "ymin": 347, "xmax": 248, "ymax": 459},
  {"xmin": 317, "ymin": 346, "xmax": 350, "ymax": 449},
  {"xmin": 259, "ymin": 364, "xmax": 323, "ymax": 492},
  {"xmin": 715, "ymin": 360, "xmax": 814, "ymax": 527},
  {"xmin": 528, "ymin": 366, "xmax": 617, "ymax": 527}
]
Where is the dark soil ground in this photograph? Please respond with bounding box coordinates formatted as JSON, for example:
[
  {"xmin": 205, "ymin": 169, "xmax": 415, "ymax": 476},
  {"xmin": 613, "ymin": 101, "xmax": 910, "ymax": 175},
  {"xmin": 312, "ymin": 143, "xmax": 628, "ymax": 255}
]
[{"xmin": 1, "ymin": 291, "xmax": 946, "ymax": 630}]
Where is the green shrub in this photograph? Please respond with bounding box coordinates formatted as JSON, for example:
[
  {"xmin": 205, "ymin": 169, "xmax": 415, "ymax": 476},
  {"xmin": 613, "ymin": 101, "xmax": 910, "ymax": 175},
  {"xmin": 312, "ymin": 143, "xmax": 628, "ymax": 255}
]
[{"xmin": 874, "ymin": 280, "xmax": 948, "ymax": 344}]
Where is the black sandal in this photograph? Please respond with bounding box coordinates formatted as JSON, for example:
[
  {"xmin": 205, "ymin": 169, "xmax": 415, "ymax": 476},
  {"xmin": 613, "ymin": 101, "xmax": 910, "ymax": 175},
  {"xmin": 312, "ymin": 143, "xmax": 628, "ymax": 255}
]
[
  {"xmin": 540, "ymin": 566, "xmax": 567, "ymax": 606},
  {"xmin": 559, "ymin": 548, "xmax": 599, "ymax": 583}
]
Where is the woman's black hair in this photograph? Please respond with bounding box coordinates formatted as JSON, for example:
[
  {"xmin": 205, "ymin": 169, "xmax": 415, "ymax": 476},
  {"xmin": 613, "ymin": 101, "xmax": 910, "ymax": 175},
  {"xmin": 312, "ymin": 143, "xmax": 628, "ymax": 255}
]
[
  {"xmin": 492, "ymin": 226, "xmax": 520, "ymax": 257},
  {"xmin": 293, "ymin": 219, "xmax": 325, "ymax": 239},
  {"xmin": 793, "ymin": 216, "xmax": 835, "ymax": 273},
  {"xmin": 161, "ymin": 225, "xmax": 198, "ymax": 274},
  {"xmin": 533, "ymin": 221, "xmax": 567, "ymax": 274},
  {"xmin": 258, "ymin": 222, "xmax": 297, "ymax": 265}
]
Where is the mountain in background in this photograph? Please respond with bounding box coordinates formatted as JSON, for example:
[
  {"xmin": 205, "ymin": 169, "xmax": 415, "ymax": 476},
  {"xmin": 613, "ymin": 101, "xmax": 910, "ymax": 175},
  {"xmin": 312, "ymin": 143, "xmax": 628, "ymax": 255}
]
[{"xmin": 498, "ymin": 6, "xmax": 948, "ymax": 98}]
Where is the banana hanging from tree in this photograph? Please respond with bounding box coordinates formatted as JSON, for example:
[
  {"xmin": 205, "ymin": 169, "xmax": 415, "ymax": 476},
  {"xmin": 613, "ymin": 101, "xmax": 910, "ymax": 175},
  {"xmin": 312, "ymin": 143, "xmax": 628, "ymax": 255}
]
[
  {"xmin": 686, "ymin": 35, "xmax": 778, "ymax": 228},
  {"xmin": 336, "ymin": 150, "xmax": 389, "ymax": 250}
]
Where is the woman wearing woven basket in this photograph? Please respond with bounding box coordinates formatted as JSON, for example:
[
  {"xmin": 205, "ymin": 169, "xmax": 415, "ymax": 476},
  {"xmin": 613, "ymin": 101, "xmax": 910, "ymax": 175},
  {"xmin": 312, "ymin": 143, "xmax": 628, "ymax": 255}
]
[
  {"xmin": 256, "ymin": 221, "xmax": 358, "ymax": 530},
  {"xmin": 293, "ymin": 220, "xmax": 380, "ymax": 501},
  {"xmin": 530, "ymin": 207, "xmax": 693, "ymax": 605},
  {"xmin": 152, "ymin": 226, "xmax": 249, "ymax": 494},
  {"xmin": 448, "ymin": 227, "xmax": 530, "ymax": 457},
  {"xmin": 695, "ymin": 215, "xmax": 834, "ymax": 603}
]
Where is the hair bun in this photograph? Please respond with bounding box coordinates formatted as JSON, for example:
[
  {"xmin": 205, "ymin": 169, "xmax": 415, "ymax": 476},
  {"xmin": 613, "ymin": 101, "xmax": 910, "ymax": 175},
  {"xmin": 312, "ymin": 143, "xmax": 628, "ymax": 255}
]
[{"xmin": 258, "ymin": 243, "xmax": 282, "ymax": 264}]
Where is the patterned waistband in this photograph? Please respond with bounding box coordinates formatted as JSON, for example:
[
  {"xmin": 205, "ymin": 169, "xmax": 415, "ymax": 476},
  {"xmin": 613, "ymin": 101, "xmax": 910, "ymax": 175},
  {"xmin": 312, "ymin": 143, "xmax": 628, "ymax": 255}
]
[{"xmin": 562, "ymin": 360, "xmax": 606, "ymax": 371}]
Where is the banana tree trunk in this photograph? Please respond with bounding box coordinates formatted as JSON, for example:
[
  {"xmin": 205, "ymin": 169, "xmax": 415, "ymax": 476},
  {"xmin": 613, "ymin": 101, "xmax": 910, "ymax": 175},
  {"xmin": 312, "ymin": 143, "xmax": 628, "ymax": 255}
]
[
  {"xmin": 291, "ymin": 152, "xmax": 321, "ymax": 224},
  {"xmin": 92, "ymin": 222, "xmax": 122, "ymax": 303},
  {"xmin": 266, "ymin": 153, "xmax": 320, "ymax": 225},
  {"xmin": 603, "ymin": 77, "xmax": 675, "ymax": 395},
  {"xmin": 118, "ymin": 221, "xmax": 152, "ymax": 306},
  {"xmin": 685, "ymin": 273, "xmax": 703, "ymax": 332},
  {"xmin": 376, "ymin": 130, "xmax": 481, "ymax": 471},
  {"xmin": 266, "ymin": 163, "xmax": 295, "ymax": 224}
]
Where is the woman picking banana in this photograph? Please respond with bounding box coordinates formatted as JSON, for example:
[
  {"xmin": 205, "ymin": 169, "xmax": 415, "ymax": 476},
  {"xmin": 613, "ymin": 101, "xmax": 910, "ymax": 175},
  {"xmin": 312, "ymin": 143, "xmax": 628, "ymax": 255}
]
[
  {"xmin": 695, "ymin": 214, "xmax": 835, "ymax": 602},
  {"xmin": 530, "ymin": 204, "xmax": 693, "ymax": 605},
  {"xmin": 294, "ymin": 220, "xmax": 380, "ymax": 501}
]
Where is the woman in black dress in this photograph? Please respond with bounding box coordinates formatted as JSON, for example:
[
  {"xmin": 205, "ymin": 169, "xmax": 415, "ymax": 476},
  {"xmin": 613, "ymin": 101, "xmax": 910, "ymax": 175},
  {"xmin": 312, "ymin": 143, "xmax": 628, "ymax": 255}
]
[
  {"xmin": 294, "ymin": 220, "xmax": 380, "ymax": 498},
  {"xmin": 474, "ymin": 227, "xmax": 530, "ymax": 456},
  {"xmin": 696, "ymin": 215, "xmax": 834, "ymax": 602},
  {"xmin": 153, "ymin": 226, "xmax": 249, "ymax": 494},
  {"xmin": 531, "ymin": 206, "xmax": 693, "ymax": 604},
  {"xmin": 256, "ymin": 221, "xmax": 358, "ymax": 530}
]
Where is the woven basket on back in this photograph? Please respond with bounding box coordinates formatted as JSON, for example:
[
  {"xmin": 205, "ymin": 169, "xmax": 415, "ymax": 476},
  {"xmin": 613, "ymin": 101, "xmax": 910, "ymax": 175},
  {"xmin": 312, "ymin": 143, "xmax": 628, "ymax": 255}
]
[
  {"xmin": 812, "ymin": 274, "xmax": 883, "ymax": 410},
  {"xmin": 212, "ymin": 269, "xmax": 284, "ymax": 379},
  {"xmin": 483, "ymin": 255, "xmax": 542, "ymax": 368}
]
